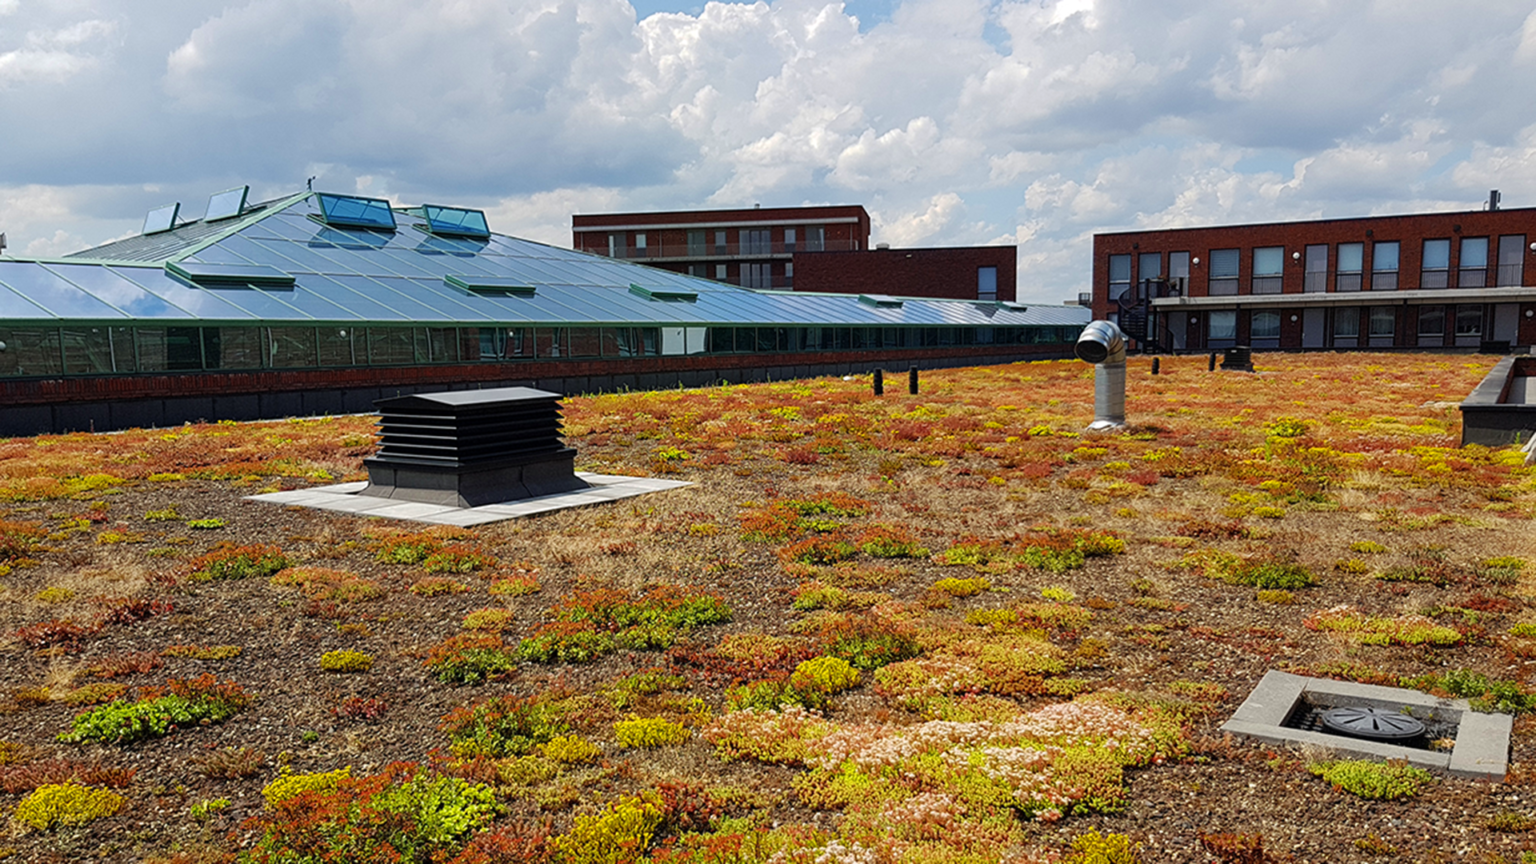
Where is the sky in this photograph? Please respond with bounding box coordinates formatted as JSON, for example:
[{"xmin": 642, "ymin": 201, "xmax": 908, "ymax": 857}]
[{"xmin": 2, "ymin": 0, "xmax": 1536, "ymax": 304}]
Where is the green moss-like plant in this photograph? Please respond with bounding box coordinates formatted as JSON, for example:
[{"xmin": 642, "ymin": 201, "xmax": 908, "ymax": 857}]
[
  {"xmin": 424, "ymin": 633, "xmax": 519, "ymax": 685},
  {"xmin": 248, "ymin": 764, "xmax": 497, "ymax": 864},
  {"xmin": 58, "ymin": 675, "xmax": 251, "ymax": 745},
  {"xmin": 461, "ymin": 607, "xmax": 515, "ymax": 632},
  {"xmin": 188, "ymin": 544, "xmax": 289, "ymax": 582},
  {"xmin": 410, "ymin": 577, "xmax": 472, "ymax": 597},
  {"xmin": 13, "ymin": 782, "xmax": 125, "ymax": 830},
  {"xmin": 1307, "ymin": 759, "xmax": 1432, "ymax": 800},
  {"xmin": 440, "ymin": 694, "xmax": 571, "ymax": 759}
]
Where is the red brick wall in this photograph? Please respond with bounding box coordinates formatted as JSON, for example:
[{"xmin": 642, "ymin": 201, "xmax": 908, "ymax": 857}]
[{"xmin": 790, "ymin": 246, "xmax": 1017, "ymax": 302}]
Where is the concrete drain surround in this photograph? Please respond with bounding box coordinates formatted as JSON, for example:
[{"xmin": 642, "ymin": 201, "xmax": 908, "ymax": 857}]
[{"xmin": 1221, "ymin": 670, "xmax": 1511, "ymax": 780}]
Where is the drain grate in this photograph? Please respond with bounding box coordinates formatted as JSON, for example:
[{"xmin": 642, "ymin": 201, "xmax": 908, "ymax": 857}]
[
  {"xmin": 1321, "ymin": 706, "xmax": 1425, "ymax": 741},
  {"xmin": 1281, "ymin": 697, "xmax": 1455, "ymax": 752}
]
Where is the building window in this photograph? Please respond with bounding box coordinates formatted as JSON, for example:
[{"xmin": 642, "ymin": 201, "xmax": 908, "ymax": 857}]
[
  {"xmin": 1108, "ymin": 254, "xmax": 1131, "ymax": 300},
  {"xmin": 1208, "ymin": 248, "xmax": 1239, "ymax": 295},
  {"xmin": 715, "ymin": 263, "xmax": 728, "ymax": 282},
  {"xmin": 1421, "ymin": 239, "xmax": 1450, "ymax": 288},
  {"xmin": 1371, "ymin": 241, "xmax": 1398, "ymax": 290},
  {"xmin": 1334, "ymin": 307, "xmax": 1360, "ymax": 338},
  {"xmin": 1336, "ymin": 243, "xmax": 1363, "ymax": 291},
  {"xmin": 607, "ymin": 232, "xmax": 623, "ymax": 258},
  {"xmin": 1456, "ymin": 305, "xmax": 1483, "ymax": 336},
  {"xmin": 784, "ymin": 262, "xmax": 793, "ymax": 286},
  {"xmin": 784, "ymin": 228, "xmax": 796, "ymax": 251},
  {"xmin": 1368, "ymin": 307, "xmax": 1395, "ymax": 338},
  {"xmin": 1460, "ymin": 237, "xmax": 1488, "ymax": 287},
  {"xmin": 1208, "ymin": 309, "xmax": 1237, "ymax": 341},
  {"xmin": 634, "ymin": 233, "xmax": 647, "ymax": 259},
  {"xmin": 1251, "ymin": 310, "xmax": 1281, "ymax": 339},
  {"xmin": 687, "ymin": 230, "xmax": 706, "ymax": 257},
  {"xmin": 714, "ymin": 230, "xmax": 728, "ymax": 255},
  {"xmin": 1304, "ymin": 244, "xmax": 1328, "ymax": 292},
  {"xmin": 688, "ymin": 264, "xmax": 708, "ymax": 278},
  {"xmin": 977, "ymin": 266, "xmax": 998, "ymax": 301},
  {"xmin": 1252, "ymin": 246, "xmax": 1283, "ymax": 294},
  {"xmin": 1418, "ymin": 305, "xmax": 1445, "ymax": 337},
  {"xmin": 805, "ymin": 226, "xmax": 825, "ymax": 252},
  {"xmin": 1498, "ymin": 235, "xmax": 1526, "ymax": 286},
  {"xmin": 743, "ymin": 229, "xmax": 771, "ymax": 256},
  {"xmin": 1139, "ymin": 252, "xmax": 1161, "ymax": 283},
  {"xmin": 742, "ymin": 263, "xmax": 771, "ymax": 289},
  {"xmin": 1168, "ymin": 252, "xmax": 1190, "ymax": 290}
]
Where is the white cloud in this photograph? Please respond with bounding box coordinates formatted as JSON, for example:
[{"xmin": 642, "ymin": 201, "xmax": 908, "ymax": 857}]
[
  {"xmin": 2, "ymin": 0, "xmax": 1536, "ymax": 305},
  {"xmin": 875, "ymin": 191, "xmax": 965, "ymax": 246},
  {"xmin": 0, "ymin": 18, "xmax": 115, "ymax": 86}
]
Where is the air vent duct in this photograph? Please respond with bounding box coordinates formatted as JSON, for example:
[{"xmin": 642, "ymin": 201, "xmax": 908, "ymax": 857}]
[{"xmin": 361, "ymin": 386, "xmax": 590, "ymax": 507}]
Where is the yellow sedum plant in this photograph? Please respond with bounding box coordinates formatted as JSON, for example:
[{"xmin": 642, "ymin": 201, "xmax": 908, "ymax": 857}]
[
  {"xmin": 14, "ymin": 783, "xmax": 125, "ymax": 831},
  {"xmin": 319, "ymin": 649, "xmax": 374, "ymax": 673},
  {"xmin": 554, "ymin": 792, "xmax": 664, "ymax": 864},
  {"xmin": 613, "ymin": 716, "xmax": 690, "ymax": 748},
  {"xmin": 262, "ymin": 767, "xmax": 352, "ymax": 808}
]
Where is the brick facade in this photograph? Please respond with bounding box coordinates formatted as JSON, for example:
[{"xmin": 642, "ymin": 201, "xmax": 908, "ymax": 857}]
[
  {"xmin": 790, "ymin": 245, "xmax": 1016, "ymax": 302},
  {"xmin": 572, "ymin": 205, "xmax": 1015, "ymax": 302},
  {"xmin": 1092, "ymin": 205, "xmax": 1536, "ymax": 351}
]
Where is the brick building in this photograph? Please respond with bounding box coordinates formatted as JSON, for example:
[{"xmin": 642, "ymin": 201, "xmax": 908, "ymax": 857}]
[
  {"xmin": 572, "ymin": 205, "xmax": 1015, "ymax": 302},
  {"xmin": 789, "ymin": 245, "xmax": 1016, "ymax": 303},
  {"xmin": 1091, "ymin": 195, "xmax": 1536, "ymax": 352},
  {"xmin": 572, "ymin": 205, "xmax": 871, "ymax": 290}
]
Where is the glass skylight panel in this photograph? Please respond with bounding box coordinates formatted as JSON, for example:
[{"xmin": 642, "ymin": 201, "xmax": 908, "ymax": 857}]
[
  {"xmin": 315, "ymin": 193, "xmax": 397, "ymax": 231},
  {"xmin": 419, "ymin": 205, "xmax": 491, "ymax": 239},
  {"xmin": 310, "ymin": 226, "xmax": 391, "ymax": 250},
  {"xmin": 142, "ymin": 203, "xmax": 180, "ymax": 235},
  {"xmin": 204, "ymin": 186, "xmax": 249, "ymax": 222},
  {"xmin": 630, "ymin": 283, "xmax": 699, "ymax": 302},
  {"xmin": 103, "ymin": 266, "xmax": 255, "ymax": 320},
  {"xmin": 4, "ymin": 264, "xmax": 131, "ymax": 319},
  {"xmin": 165, "ymin": 261, "xmax": 296, "ymax": 289},
  {"xmin": 302, "ymin": 275, "xmax": 413, "ymax": 322},
  {"xmin": 445, "ymin": 275, "xmax": 535, "ymax": 296},
  {"xmin": 0, "ymin": 272, "xmax": 54, "ymax": 318},
  {"xmin": 219, "ymin": 236, "xmax": 332, "ymax": 275}
]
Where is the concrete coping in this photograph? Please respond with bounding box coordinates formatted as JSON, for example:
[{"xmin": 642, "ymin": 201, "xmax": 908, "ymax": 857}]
[
  {"xmin": 1461, "ymin": 356, "xmax": 1517, "ymax": 407},
  {"xmin": 1220, "ymin": 670, "xmax": 1511, "ymax": 781}
]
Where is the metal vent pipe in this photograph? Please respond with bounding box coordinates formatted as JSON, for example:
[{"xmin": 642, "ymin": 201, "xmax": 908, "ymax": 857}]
[{"xmin": 1075, "ymin": 320, "xmax": 1127, "ymax": 431}]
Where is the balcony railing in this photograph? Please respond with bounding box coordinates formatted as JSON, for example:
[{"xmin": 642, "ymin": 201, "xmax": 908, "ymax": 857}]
[{"xmin": 592, "ymin": 239, "xmax": 861, "ymax": 260}]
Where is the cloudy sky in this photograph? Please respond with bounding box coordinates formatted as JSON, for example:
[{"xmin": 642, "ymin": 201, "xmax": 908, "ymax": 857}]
[{"xmin": 2, "ymin": 0, "xmax": 1535, "ymax": 303}]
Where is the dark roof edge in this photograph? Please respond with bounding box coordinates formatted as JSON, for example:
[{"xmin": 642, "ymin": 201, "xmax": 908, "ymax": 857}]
[{"xmin": 1093, "ymin": 205, "xmax": 1536, "ymax": 239}]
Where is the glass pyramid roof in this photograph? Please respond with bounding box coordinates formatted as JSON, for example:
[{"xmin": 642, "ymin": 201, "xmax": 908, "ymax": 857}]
[{"xmin": 3, "ymin": 191, "xmax": 1087, "ymax": 330}]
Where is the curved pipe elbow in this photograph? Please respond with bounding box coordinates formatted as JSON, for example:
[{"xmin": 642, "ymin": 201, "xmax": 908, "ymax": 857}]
[{"xmin": 1075, "ymin": 320, "xmax": 1127, "ymax": 365}]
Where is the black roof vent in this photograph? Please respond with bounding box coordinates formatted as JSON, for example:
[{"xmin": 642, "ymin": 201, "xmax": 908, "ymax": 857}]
[{"xmin": 361, "ymin": 386, "xmax": 590, "ymax": 507}]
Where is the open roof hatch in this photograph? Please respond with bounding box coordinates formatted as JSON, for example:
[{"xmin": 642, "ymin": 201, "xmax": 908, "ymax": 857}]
[{"xmin": 314, "ymin": 193, "xmax": 397, "ymax": 231}]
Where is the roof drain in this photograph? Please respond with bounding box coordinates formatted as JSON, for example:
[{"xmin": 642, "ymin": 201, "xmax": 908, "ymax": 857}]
[{"xmin": 1319, "ymin": 706, "xmax": 1426, "ymax": 742}]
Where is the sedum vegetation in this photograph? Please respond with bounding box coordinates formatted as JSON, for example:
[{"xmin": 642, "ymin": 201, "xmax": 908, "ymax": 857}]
[{"xmin": 3, "ymin": 354, "xmax": 1536, "ymax": 862}]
